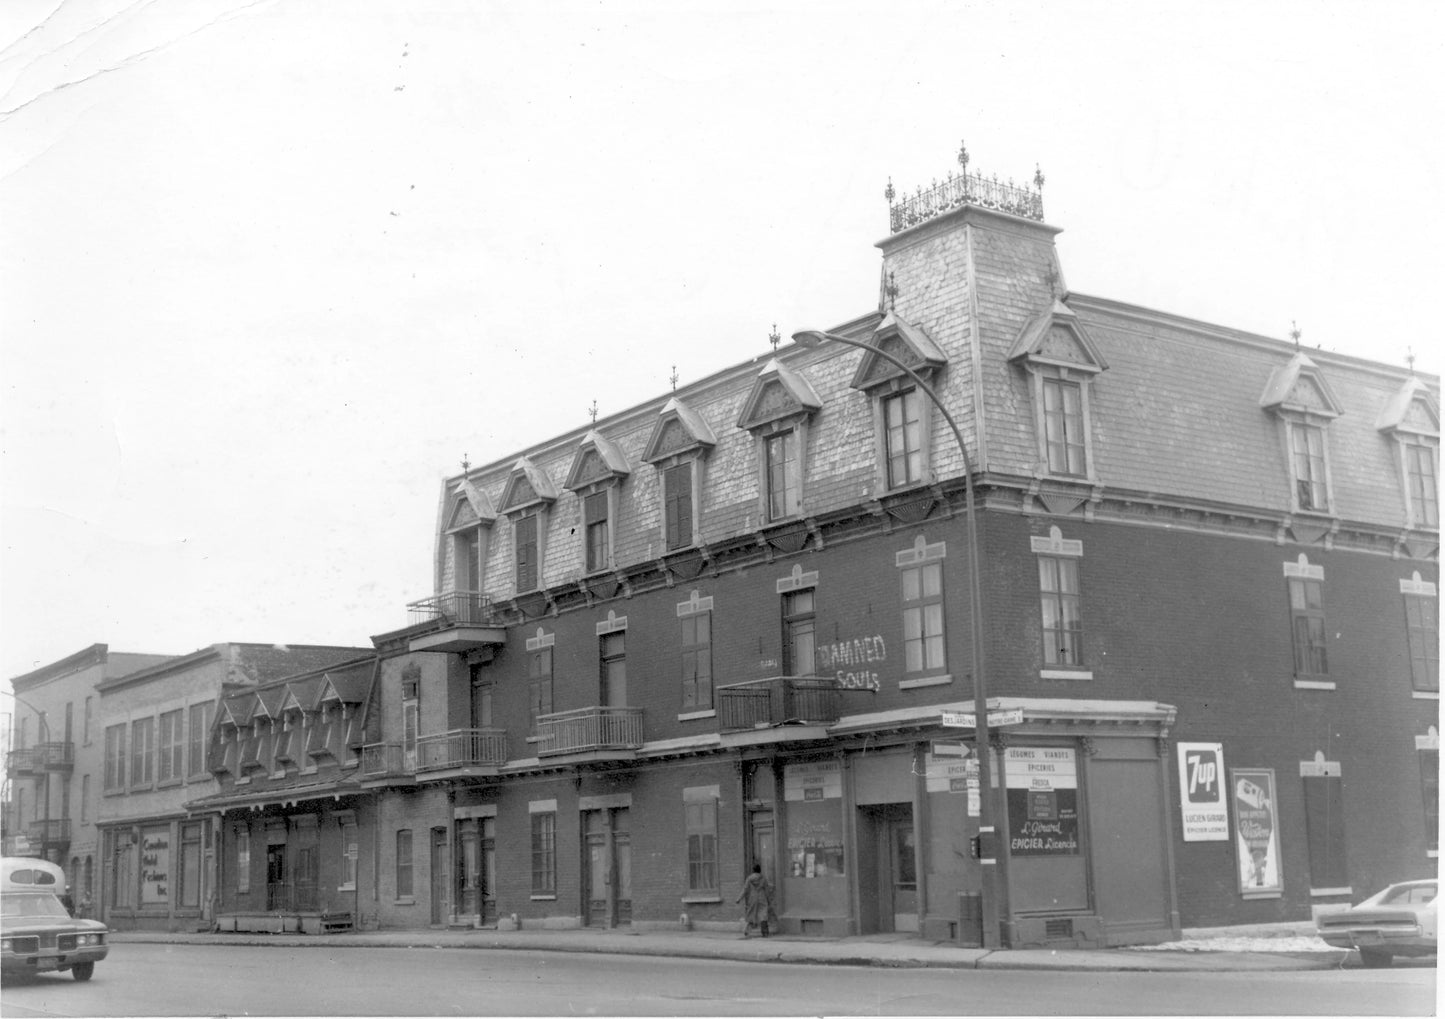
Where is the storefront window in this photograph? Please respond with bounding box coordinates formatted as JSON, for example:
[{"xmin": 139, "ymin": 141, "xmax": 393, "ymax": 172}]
[{"xmin": 140, "ymin": 826, "xmax": 170, "ymax": 906}]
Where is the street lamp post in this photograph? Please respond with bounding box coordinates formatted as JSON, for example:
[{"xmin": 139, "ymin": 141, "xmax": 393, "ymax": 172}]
[{"xmin": 792, "ymin": 328, "xmax": 1005, "ymax": 948}]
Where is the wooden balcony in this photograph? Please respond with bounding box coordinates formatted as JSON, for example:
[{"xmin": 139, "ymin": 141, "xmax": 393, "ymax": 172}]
[
  {"xmin": 416, "ymin": 728, "xmax": 507, "ymax": 779},
  {"xmin": 717, "ymin": 676, "xmax": 841, "ymax": 735},
  {"xmin": 406, "ymin": 590, "xmax": 507, "ymax": 654},
  {"xmin": 534, "ymin": 707, "xmax": 643, "ymax": 758},
  {"xmin": 361, "ymin": 742, "xmax": 410, "ymax": 783},
  {"xmin": 28, "ymin": 818, "xmax": 72, "ymax": 847}
]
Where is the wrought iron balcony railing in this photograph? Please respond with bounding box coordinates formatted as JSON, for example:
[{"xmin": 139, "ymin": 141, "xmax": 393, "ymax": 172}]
[
  {"xmin": 6, "ymin": 748, "xmax": 37, "ymax": 774},
  {"xmin": 32, "ymin": 742, "xmax": 74, "ymax": 771},
  {"xmin": 717, "ymin": 676, "xmax": 841, "ymax": 733},
  {"xmin": 361, "ymin": 742, "xmax": 409, "ymax": 779},
  {"xmin": 27, "ymin": 818, "xmax": 72, "ymax": 844},
  {"xmin": 416, "ymin": 728, "xmax": 507, "ymax": 773},
  {"xmin": 406, "ymin": 590, "xmax": 498, "ymax": 628},
  {"xmin": 887, "ymin": 167, "xmax": 1044, "ymax": 234},
  {"xmin": 535, "ymin": 707, "xmax": 643, "ymax": 757}
]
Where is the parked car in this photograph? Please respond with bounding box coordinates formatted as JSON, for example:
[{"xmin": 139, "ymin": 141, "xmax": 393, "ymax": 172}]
[
  {"xmin": 1, "ymin": 858, "xmax": 109, "ymax": 982},
  {"xmin": 1316, "ymin": 879, "xmax": 1437, "ymax": 968}
]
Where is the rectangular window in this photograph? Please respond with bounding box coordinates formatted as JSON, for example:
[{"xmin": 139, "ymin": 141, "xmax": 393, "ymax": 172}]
[
  {"xmin": 104, "ymin": 724, "xmax": 126, "ymax": 792},
  {"xmin": 685, "ymin": 799, "xmax": 719, "ymax": 894},
  {"xmin": 902, "ymin": 562, "xmax": 946, "ymax": 675},
  {"xmin": 237, "ymin": 828, "xmax": 251, "ymax": 893},
  {"xmin": 1406, "ymin": 444, "xmax": 1439, "ymax": 527},
  {"xmin": 782, "ymin": 589, "xmax": 816, "ymax": 676},
  {"xmin": 515, "ymin": 513, "xmax": 539, "ymax": 591},
  {"xmin": 402, "ymin": 683, "xmax": 419, "ymax": 763},
  {"xmin": 80, "ymin": 774, "xmax": 90, "ymax": 823},
  {"xmin": 585, "ymin": 492, "xmax": 610, "ymax": 573},
  {"xmin": 1291, "ymin": 423, "xmax": 1328, "ymax": 512},
  {"xmin": 340, "ymin": 822, "xmax": 358, "ymax": 890},
  {"xmin": 531, "ymin": 813, "xmax": 556, "ymax": 894},
  {"xmin": 529, "ymin": 648, "xmax": 554, "ymax": 725},
  {"xmin": 1039, "ymin": 556, "xmax": 1083, "ymax": 666},
  {"xmin": 765, "ymin": 430, "xmax": 799, "ymax": 520},
  {"xmin": 883, "ymin": 389, "xmax": 923, "ymax": 488},
  {"xmin": 1042, "ymin": 377, "xmax": 1086, "ymax": 476},
  {"xmin": 180, "ymin": 823, "xmax": 202, "ymax": 909},
  {"xmin": 130, "ymin": 717, "xmax": 155, "ymax": 787},
  {"xmin": 1421, "ymin": 750, "xmax": 1439, "ymax": 853},
  {"xmin": 600, "ymin": 631, "xmax": 627, "ymax": 706},
  {"xmin": 84, "ymin": 696, "xmax": 92, "ymax": 745},
  {"xmin": 664, "ymin": 462, "xmax": 694, "ymax": 550},
  {"xmin": 188, "ymin": 703, "xmax": 210, "ymax": 776},
  {"xmin": 158, "ymin": 709, "xmax": 184, "ymax": 783},
  {"xmin": 1303, "ymin": 774, "xmax": 1349, "ymax": 890},
  {"xmin": 681, "ymin": 611, "xmax": 713, "ymax": 710},
  {"xmin": 396, "ymin": 830, "xmax": 414, "ymax": 898},
  {"xmin": 1289, "ymin": 577, "xmax": 1328, "ymax": 676},
  {"xmin": 1405, "ymin": 594, "xmax": 1439, "ymax": 692}
]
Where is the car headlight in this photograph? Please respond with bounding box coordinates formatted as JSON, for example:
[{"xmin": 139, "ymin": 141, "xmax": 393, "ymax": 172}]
[{"xmin": 77, "ymin": 934, "xmax": 92, "ymax": 946}]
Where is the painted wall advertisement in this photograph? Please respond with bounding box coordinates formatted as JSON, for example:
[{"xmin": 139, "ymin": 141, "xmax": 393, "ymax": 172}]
[
  {"xmin": 1177, "ymin": 742, "xmax": 1230, "ymax": 841},
  {"xmin": 783, "ymin": 760, "xmax": 842, "ymax": 802},
  {"xmin": 1004, "ymin": 747, "xmax": 1080, "ymax": 856},
  {"xmin": 140, "ymin": 829, "xmax": 170, "ymax": 905},
  {"xmin": 1231, "ymin": 768, "xmax": 1283, "ymax": 897}
]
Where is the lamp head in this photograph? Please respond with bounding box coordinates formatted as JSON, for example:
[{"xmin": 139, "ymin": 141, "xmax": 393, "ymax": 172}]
[{"xmin": 790, "ymin": 330, "xmax": 831, "ymax": 348}]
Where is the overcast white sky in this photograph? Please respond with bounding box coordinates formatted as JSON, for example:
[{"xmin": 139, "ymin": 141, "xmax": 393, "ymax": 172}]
[{"xmin": 1, "ymin": 0, "xmax": 1440, "ymax": 680}]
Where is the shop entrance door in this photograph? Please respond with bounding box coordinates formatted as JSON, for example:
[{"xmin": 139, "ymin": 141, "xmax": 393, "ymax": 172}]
[
  {"xmin": 430, "ymin": 827, "xmax": 448, "ymax": 925},
  {"xmin": 582, "ymin": 807, "xmax": 631, "ymax": 927},
  {"xmin": 857, "ymin": 804, "xmax": 915, "ymax": 933},
  {"xmin": 456, "ymin": 817, "xmax": 497, "ymax": 925},
  {"xmin": 265, "ymin": 844, "xmax": 287, "ymax": 911},
  {"xmin": 749, "ymin": 810, "xmax": 775, "ymax": 884}
]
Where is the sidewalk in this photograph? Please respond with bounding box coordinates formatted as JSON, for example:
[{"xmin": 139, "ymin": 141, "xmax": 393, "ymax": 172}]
[{"xmin": 106, "ymin": 922, "xmax": 1358, "ymax": 973}]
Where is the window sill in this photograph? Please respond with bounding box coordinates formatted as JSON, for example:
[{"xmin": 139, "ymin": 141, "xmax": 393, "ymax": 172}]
[
  {"xmin": 1309, "ymin": 887, "xmax": 1353, "ymax": 898},
  {"xmin": 677, "ymin": 709, "xmax": 716, "ymax": 721},
  {"xmin": 1040, "ymin": 668, "xmax": 1092, "ymax": 680},
  {"xmin": 394, "ymin": 897, "xmax": 415, "ymax": 906},
  {"xmin": 234, "ymin": 776, "xmax": 252, "ymax": 785},
  {"xmin": 899, "ymin": 674, "xmax": 952, "ymax": 690},
  {"xmin": 1240, "ymin": 891, "xmax": 1281, "ymax": 900},
  {"xmin": 681, "ymin": 893, "xmax": 721, "ymax": 904},
  {"xmin": 530, "ymin": 893, "xmax": 557, "ymax": 901},
  {"xmin": 157, "ymin": 778, "xmax": 183, "ymax": 790},
  {"xmin": 337, "ymin": 884, "xmax": 356, "ymax": 893},
  {"xmin": 525, "ymin": 735, "xmax": 548, "ymax": 744},
  {"xmin": 1412, "ymin": 690, "xmax": 1440, "ymax": 700},
  {"xmin": 1293, "ymin": 678, "xmax": 1336, "ymax": 691}
]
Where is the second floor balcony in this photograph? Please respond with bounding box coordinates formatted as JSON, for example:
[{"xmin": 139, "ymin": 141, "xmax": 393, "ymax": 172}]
[
  {"xmin": 405, "ymin": 590, "xmax": 507, "ymax": 655},
  {"xmin": 534, "ymin": 707, "xmax": 643, "ymax": 759},
  {"xmin": 27, "ymin": 818, "xmax": 72, "ymax": 847},
  {"xmin": 417, "ymin": 728, "xmax": 507, "ymax": 778},
  {"xmin": 717, "ymin": 676, "xmax": 841, "ymax": 739},
  {"xmin": 5, "ymin": 741, "xmax": 73, "ymax": 775}
]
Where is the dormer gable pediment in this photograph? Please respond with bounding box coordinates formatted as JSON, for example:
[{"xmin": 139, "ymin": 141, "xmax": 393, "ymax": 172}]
[
  {"xmin": 447, "ymin": 477, "xmax": 497, "ymax": 531},
  {"xmin": 737, "ymin": 359, "xmax": 822, "ymax": 432},
  {"xmin": 1007, "ymin": 298, "xmax": 1107, "ymax": 374},
  {"xmin": 1376, "ymin": 376, "xmax": 1440, "ymax": 437},
  {"xmin": 217, "ymin": 696, "xmax": 246, "ymax": 728},
  {"xmin": 279, "ymin": 689, "xmax": 303, "ymax": 715},
  {"xmin": 565, "ymin": 430, "xmax": 632, "ymax": 491},
  {"xmin": 1259, "ymin": 352, "xmax": 1343, "ymax": 418},
  {"xmin": 643, "ymin": 397, "xmax": 717, "ymax": 464},
  {"xmin": 499, "ymin": 456, "xmax": 559, "ymax": 515},
  {"xmin": 850, "ymin": 313, "xmax": 949, "ymax": 392}
]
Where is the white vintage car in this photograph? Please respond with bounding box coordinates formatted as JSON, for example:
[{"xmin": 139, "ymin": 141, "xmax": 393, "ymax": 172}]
[
  {"xmin": 1316, "ymin": 879, "xmax": 1438, "ymax": 968},
  {"xmin": 1, "ymin": 858, "xmax": 109, "ymax": 982}
]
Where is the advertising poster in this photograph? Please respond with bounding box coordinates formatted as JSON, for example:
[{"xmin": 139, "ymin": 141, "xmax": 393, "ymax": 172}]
[
  {"xmin": 1177, "ymin": 742, "xmax": 1229, "ymax": 841},
  {"xmin": 140, "ymin": 829, "xmax": 170, "ymax": 905},
  {"xmin": 783, "ymin": 760, "xmax": 842, "ymax": 801},
  {"xmin": 1004, "ymin": 746, "xmax": 1080, "ymax": 856},
  {"xmin": 1231, "ymin": 768, "xmax": 1283, "ymax": 897}
]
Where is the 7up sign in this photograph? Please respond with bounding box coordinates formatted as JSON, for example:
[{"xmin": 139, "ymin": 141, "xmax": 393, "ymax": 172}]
[{"xmin": 1176, "ymin": 742, "xmax": 1229, "ymax": 841}]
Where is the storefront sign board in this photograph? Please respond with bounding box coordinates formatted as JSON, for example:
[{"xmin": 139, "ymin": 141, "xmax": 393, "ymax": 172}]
[{"xmin": 1177, "ymin": 742, "xmax": 1229, "ymax": 841}]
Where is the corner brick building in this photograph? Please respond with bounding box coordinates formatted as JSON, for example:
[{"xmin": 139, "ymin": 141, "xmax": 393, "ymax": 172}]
[{"xmin": 197, "ymin": 154, "xmax": 1438, "ymax": 948}]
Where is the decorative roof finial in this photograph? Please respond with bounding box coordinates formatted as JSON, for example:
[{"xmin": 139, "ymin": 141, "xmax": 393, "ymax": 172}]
[
  {"xmin": 884, "ymin": 272, "xmax": 899, "ymax": 312},
  {"xmin": 1406, "ymin": 346, "xmax": 1416, "ymax": 375},
  {"xmin": 670, "ymin": 365, "xmax": 679, "ymax": 391},
  {"xmin": 1034, "ymin": 164, "xmax": 1046, "ymax": 191},
  {"xmin": 957, "ymin": 140, "xmax": 969, "ymax": 177},
  {"xmin": 884, "ymin": 177, "xmax": 895, "ymax": 204},
  {"xmin": 1290, "ymin": 321, "xmax": 1301, "ymax": 349},
  {"xmin": 769, "ymin": 324, "xmax": 781, "ymax": 351},
  {"xmin": 461, "ymin": 454, "xmax": 470, "ymax": 473},
  {"xmin": 588, "ymin": 399, "xmax": 598, "ymax": 423}
]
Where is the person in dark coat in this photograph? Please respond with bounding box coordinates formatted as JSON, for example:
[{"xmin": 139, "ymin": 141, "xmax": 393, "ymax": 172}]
[{"xmin": 737, "ymin": 863, "xmax": 773, "ymax": 938}]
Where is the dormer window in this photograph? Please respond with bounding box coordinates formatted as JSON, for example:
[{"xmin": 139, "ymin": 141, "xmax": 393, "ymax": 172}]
[
  {"xmin": 849, "ymin": 314, "xmax": 947, "ymax": 494},
  {"xmin": 499, "ymin": 457, "xmax": 559, "ymax": 594},
  {"xmin": 1260, "ymin": 352, "xmax": 1343, "ymax": 516},
  {"xmin": 1008, "ymin": 298, "xmax": 1107, "ymax": 482},
  {"xmin": 1377, "ymin": 376, "xmax": 1440, "ymax": 530},
  {"xmin": 444, "ymin": 477, "xmax": 496, "ymax": 611},
  {"xmin": 565, "ymin": 430, "xmax": 630, "ymax": 574},
  {"xmin": 644, "ymin": 398, "xmax": 717, "ymax": 552},
  {"xmin": 738, "ymin": 359, "xmax": 821, "ymax": 523}
]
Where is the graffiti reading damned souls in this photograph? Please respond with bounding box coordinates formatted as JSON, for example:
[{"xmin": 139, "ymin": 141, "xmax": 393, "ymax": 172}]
[{"xmin": 816, "ymin": 635, "xmax": 885, "ymax": 691}]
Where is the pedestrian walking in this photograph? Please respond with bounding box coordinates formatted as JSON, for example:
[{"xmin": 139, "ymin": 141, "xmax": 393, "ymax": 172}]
[{"xmin": 737, "ymin": 863, "xmax": 773, "ymax": 938}]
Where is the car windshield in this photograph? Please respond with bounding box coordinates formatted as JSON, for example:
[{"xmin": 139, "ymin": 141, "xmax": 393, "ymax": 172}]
[
  {"xmin": 1379, "ymin": 884, "xmax": 1437, "ymax": 906},
  {"xmin": 0, "ymin": 891, "xmax": 70, "ymax": 919}
]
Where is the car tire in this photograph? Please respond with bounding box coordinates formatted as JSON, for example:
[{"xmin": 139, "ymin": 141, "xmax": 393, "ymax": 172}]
[
  {"xmin": 70, "ymin": 962, "xmax": 95, "ymax": 982},
  {"xmin": 1358, "ymin": 949, "xmax": 1392, "ymax": 969}
]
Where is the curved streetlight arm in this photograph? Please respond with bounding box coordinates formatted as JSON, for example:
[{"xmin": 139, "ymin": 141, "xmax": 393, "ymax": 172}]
[{"xmin": 793, "ymin": 328, "xmax": 1003, "ymax": 948}]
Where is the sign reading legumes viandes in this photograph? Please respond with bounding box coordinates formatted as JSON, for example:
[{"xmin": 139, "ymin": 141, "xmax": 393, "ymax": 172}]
[
  {"xmin": 1231, "ymin": 768, "xmax": 1283, "ymax": 897},
  {"xmin": 1177, "ymin": 742, "xmax": 1230, "ymax": 842},
  {"xmin": 1004, "ymin": 747, "xmax": 1080, "ymax": 856}
]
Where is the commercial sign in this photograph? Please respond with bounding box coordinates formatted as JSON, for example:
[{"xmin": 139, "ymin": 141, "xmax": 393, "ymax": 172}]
[
  {"xmin": 783, "ymin": 760, "xmax": 842, "ymax": 801},
  {"xmin": 1177, "ymin": 742, "xmax": 1229, "ymax": 841},
  {"xmin": 140, "ymin": 829, "xmax": 170, "ymax": 905},
  {"xmin": 1004, "ymin": 747, "xmax": 1079, "ymax": 856},
  {"xmin": 1231, "ymin": 768, "xmax": 1283, "ymax": 897},
  {"xmin": 940, "ymin": 709, "xmax": 1024, "ymax": 729}
]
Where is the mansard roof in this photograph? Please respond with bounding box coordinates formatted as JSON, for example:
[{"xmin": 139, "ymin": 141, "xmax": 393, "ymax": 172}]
[
  {"xmin": 850, "ymin": 312, "xmax": 949, "ymax": 391},
  {"xmin": 642, "ymin": 396, "xmax": 717, "ymax": 464},
  {"xmin": 564, "ymin": 429, "xmax": 632, "ymax": 491},
  {"xmin": 315, "ymin": 661, "xmax": 372, "ymax": 707},
  {"xmin": 254, "ymin": 686, "xmax": 286, "ymax": 718},
  {"xmin": 498, "ymin": 456, "xmax": 559, "ymax": 514},
  {"xmin": 737, "ymin": 358, "xmax": 822, "ymax": 431},
  {"xmin": 1377, "ymin": 375, "xmax": 1440, "ymax": 437},
  {"xmin": 1007, "ymin": 298, "xmax": 1107, "ymax": 373},
  {"xmin": 1259, "ymin": 351, "xmax": 1344, "ymax": 418}
]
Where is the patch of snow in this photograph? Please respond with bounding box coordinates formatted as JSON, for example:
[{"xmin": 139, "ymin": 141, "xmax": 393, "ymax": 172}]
[{"xmin": 1127, "ymin": 935, "xmax": 1342, "ymax": 953}]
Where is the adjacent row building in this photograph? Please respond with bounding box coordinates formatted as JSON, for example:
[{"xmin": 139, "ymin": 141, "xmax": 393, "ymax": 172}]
[{"xmin": 6, "ymin": 152, "xmax": 1438, "ymax": 948}]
